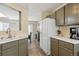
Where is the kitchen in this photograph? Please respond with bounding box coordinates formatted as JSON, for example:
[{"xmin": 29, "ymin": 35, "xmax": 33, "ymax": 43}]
[{"xmin": 0, "ymin": 3, "xmax": 79, "ymax": 56}]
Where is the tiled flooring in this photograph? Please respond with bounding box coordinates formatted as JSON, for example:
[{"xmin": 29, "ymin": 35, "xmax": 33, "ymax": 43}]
[{"xmin": 28, "ymin": 39, "xmax": 46, "ymax": 56}]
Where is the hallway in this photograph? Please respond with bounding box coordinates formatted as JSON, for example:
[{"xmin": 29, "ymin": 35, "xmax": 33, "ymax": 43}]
[{"xmin": 28, "ymin": 39, "xmax": 46, "ymax": 56}]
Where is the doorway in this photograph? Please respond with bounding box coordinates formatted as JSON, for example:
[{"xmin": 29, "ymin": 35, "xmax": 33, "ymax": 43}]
[{"xmin": 28, "ymin": 21, "xmax": 45, "ymax": 56}]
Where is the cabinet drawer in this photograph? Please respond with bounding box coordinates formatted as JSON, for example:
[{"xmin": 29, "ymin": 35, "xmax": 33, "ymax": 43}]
[
  {"xmin": 2, "ymin": 46, "xmax": 18, "ymax": 56},
  {"xmin": 59, "ymin": 46, "xmax": 73, "ymax": 56},
  {"xmin": 2, "ymin": 41, "xmax": 18, "ymax": 50},
  {"xmin": 59, "ymin": 40, "xmax": 73, "ymax": 51}
]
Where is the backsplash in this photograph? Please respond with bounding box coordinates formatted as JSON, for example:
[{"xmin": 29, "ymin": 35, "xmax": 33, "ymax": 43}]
[
  {"xmin": 0, "ymin": 31, "xmax": 21, "ymax": 38},
  {"xmin": 59, "ymin": 25, "xmax": 79, "ymax": 38},
  {"xmin": 59, "ymin": 26, "xmax": 70, "ymax": 38}
]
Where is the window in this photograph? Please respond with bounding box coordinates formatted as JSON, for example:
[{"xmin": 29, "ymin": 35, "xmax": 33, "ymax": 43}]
[{"xmin": 0, "ymin": 22, "xmax": 9, "ymax": 31}]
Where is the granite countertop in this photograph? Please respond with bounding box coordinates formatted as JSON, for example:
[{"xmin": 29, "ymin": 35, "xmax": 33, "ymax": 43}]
[
  {"xmin": 0, "ymin": 35, "xmax": 28, "ymax": 45},
  {"xmin": 51, "ymin": 36, "xmax": 79, "ymax": 44}
]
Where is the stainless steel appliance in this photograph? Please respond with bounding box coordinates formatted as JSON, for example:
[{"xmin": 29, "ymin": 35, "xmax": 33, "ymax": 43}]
[
  {"xmin": 76, "ymin": 28, "xmax": 79, "ymax": 40},
  {"xmin": 70, "ymin": 27, "xmax": 79, "ymax": 40}
]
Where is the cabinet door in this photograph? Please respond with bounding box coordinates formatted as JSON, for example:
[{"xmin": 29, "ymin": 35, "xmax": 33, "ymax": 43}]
[
  {"xmin": 65, "ymin": 3, "xmax": 77, "ymax": 25},
  {"xmin": 0, "ymin": 53, "xmax": 1, "ymax": 56},
  {"xmin": 56, "ymin": 7, "xmax": 65, "ymax": 26},
  {"xmin": 0, "ymin": 45, "xmax": 1, "ymax": 56},
  {"xmin": 19, "ymin": 38, "xmax": 28, "ymax": 56},
  {"xmin": 76, "ymin": 4, "xmax": 79, "ymax": 24},
  {"xmin": 51, "ymin": 38, "xmax": 59, "ymax": 56},
  {"xmin": 59, "ymin": 46, "xmax": 73, "ymax": 56}
]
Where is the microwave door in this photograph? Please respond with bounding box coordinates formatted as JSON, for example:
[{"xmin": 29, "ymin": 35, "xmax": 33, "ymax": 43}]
[{"xmin": 76, "ymin": 28, "xmax": 79, "ymax": 39}]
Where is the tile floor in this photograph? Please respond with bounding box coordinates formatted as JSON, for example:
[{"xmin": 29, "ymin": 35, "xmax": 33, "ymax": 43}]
[{"xmin": 28, "ymin": 39, "xmax": 46, "ymax": 56}]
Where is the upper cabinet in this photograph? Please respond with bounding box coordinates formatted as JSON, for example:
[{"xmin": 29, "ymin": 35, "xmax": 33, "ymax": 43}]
[
  {"xmin": 56, "ymin": 7, "xmax": 65, "ymax": 26},
  {"xmin": 65, "ymin": 3, "xmax": 78, "ymax": 25},
  {"xmin": 50, "ymin": 12, "xmax": 55, "ymax": 19},
  {"xmin": 55, "ymin": 3, "xmax": 79, "ymax": 26},
  {"xmin": 76, "ymin": 4, "xmax": 79, "ymax": 24}
]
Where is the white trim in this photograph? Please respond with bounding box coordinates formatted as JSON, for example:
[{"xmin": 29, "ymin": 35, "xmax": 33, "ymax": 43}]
[{"xmin": 52, "ymin": 3, "xmax": 68, "ymax": 13}]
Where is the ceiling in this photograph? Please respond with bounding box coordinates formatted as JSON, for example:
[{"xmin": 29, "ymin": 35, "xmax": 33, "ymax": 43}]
[{"xmin": 20, "ymin": 3, "xmax": 65, "ymax": 21}]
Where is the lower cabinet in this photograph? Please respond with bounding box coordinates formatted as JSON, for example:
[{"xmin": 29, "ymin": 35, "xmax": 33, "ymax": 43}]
[
  {"xmin": 2, "ymin": 41, "xmax": 18, "ymax": 56},
  {"xmin": 59, "ymin": 40, "xmax": 74, "ymax": 56},
  {"xmin": 51, "ymin": 38, "xmax": 79, "ymax": 56},
  {"xmin": 18, "ymin": 38, "xmax": 28, "ymax": 56},
  {"xmin": 0, "ymin": 38, "xmax": 28, "ymax": 56},
  {"xmin": 0, "ymin": 45, "xmax": 1, "ymax": 56}
]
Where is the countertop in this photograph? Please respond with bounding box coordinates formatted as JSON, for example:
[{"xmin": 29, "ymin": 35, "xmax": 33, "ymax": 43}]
[
  {"xmin": 51, "ymin": 36, "xmax": 79, "ymax": 44},
  {"xmin": 0, "ymin": 35, "xmax": 28, "ymax": 45}
]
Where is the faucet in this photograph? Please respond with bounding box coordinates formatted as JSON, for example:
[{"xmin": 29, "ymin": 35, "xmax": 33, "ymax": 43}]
[{"xmin": 6, "ymin": 28, "xmax": 12, "ymax": 38}]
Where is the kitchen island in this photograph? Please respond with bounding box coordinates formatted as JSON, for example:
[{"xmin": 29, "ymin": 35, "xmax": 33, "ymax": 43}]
[
  {"xmin": 51, "ymin": 36, "xmax": 79, "ymax": 56},
  {"xmin": 0, "ymin": 35, "xmax": 28, "ymax": 56}
]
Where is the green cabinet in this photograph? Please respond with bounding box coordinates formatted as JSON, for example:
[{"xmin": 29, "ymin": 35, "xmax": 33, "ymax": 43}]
[
  {"xmin": 0, "ymin": 45, "xmax": 1, "ymax": 56},
  {"xmin": 51, "ymin": 37, "xmax": 79, "ymax": 56},
  {"xmin": 65, "ymin": 3, "xmax": 78, "ymax": 25},
  {"xmin": 2, "ymin": 41, "xmax": 18, "ymax": 56},
  {"xmin": 18, "ymin": 38, "xmax": 28, "ymax": 56},
  {"xmin": 55, "ymin": 3, "xmax": 79, "ymax": 26},
  {"xmin": 56, "ymin": 7, "xmax": 65, "ymax": 26},
  {"xmin": 0, "ymin": 38, "xmax": 28, "ymax": 56},
  {"xmin": 51, "ymin": 38, "xmax": 74, "ymax": 56}
]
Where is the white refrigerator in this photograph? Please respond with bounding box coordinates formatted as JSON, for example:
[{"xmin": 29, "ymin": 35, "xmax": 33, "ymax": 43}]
[{"xmin": 40, "ymin": 18, "xmax": 58, "ymax": 55}]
